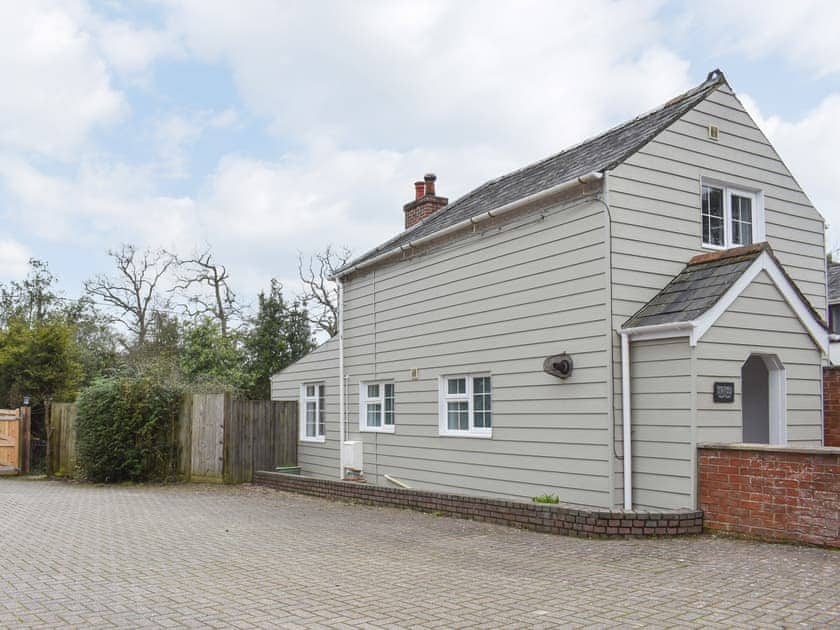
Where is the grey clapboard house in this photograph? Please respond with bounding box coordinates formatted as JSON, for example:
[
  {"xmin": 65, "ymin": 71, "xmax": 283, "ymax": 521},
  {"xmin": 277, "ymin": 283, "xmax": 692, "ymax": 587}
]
[{"xmin": 271, "ymin": 70, "xmax": 828, "ymax": 511}]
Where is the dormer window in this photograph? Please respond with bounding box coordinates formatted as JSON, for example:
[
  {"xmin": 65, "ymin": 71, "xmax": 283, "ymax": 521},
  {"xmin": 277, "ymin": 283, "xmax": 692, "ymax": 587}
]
[{"xmin": 701, "ymin": 182, "xmax": 762, "ymax": 249}]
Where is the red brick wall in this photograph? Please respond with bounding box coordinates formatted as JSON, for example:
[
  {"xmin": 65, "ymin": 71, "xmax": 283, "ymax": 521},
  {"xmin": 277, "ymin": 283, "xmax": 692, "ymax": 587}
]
[
  {"xmin": 823, "ymin": 367, "xmax": 840, "ymax": 447},
  {"xmin": 698, "ymin": 445, "xmax": 840, "ymax": 547}
]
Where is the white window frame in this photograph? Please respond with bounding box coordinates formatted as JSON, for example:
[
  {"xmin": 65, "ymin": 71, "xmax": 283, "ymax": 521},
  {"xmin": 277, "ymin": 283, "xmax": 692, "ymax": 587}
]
[
  {"xmin": 299, "ymin": 382, "xmax": 326, "ymax": 443},
  {"xmin": 438, "ymin": 374, "xmax": 492, "ymax": 438},
  {"xmin": 359, "ymin": 382, "xmax": 395, "ymax": 433},
  {"xmin": 700, "ymin": 179, "xmax": 764, "ymax": 250}
]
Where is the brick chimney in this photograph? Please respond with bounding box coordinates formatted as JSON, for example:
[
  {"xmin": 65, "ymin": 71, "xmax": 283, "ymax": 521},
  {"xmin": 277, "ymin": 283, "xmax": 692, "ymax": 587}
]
[{"xmin": 403, "ymin": 173, "xmax": 448, "ymax": 229}]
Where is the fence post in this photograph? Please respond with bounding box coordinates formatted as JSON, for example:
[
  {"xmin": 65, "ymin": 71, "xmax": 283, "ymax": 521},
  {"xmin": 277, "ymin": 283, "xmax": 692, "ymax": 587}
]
[{"xmin": 20, "ymin": 406, "xmax": 31, "ymax": 474}]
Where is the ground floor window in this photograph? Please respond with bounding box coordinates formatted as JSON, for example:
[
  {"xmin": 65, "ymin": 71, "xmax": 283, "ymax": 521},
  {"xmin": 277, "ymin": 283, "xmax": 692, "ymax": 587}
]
[
  {"xmin": 300, "ymin": 383, "xmax": 325, "ymax": 442},
  {"xmin": 439, "ymin": 374, "xmax": 492, "ymax": 437},
  {"xmin": 359, "ymin": 382, "xmax": 395, "ymax": 432}
]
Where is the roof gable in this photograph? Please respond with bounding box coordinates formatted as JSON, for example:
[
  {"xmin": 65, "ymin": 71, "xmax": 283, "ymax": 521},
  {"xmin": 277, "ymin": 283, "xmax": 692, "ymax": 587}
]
[
  {"xmin": 622, "ymin": 243, "xmax": 828, "ymax": 353},
  {"xmin": 338, "ymin": 70, "xmax": 728, "ymax": 277}
]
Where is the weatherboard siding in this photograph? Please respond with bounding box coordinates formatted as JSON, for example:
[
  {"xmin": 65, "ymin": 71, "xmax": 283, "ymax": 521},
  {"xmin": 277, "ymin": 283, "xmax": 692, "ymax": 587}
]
[
  {"xmin": 626, "ymin": 338, "xmax": 694, "ymax": 511},
  {"xmin": 347, "ymin": 198, "xmax": 610, "ymax": 506},
  {"xmin": 695, "ymin": 271, "xmax": 823, "ymax": 446},
  {"xmin": 608, "ymin": 84, "xmax": 826, "ymax": 508},
  {"xmin": 607, "ymin": 84, "xmax": 826, "ymax": 329},
  {"xmin": 276, "ymin": 196, "xmax": 613, "ymax": 507},
  {"xmin": 270, "ymin": 337, "xmax": 339, "ymax": 480}
]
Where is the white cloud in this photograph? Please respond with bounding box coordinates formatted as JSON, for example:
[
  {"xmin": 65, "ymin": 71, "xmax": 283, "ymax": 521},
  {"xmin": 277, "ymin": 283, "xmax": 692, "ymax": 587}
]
[
  {"xmin": 741, "ymin": 93, "xmax": 840, "ymax": 247},
  {"xmin": 0, "ymin": 1, "xmax": 126, "ymax": 159},
  {"xmin": 689, "ymin": 0, "xmax": 840, "ymax": 77},
  {"xmin": 154, "ymin": 108, "xmax": 239, "ymax": 178},
  {"xmin": 0, "ymin": 155, "xmax": 195, "ymax": 248},
  {"xmin": 0, "ymin": 239, "xmax": 32, "ymax": 281},
  {"xmin": 163, "ymin": 1, "xmax": 692, "ymax": 157}
]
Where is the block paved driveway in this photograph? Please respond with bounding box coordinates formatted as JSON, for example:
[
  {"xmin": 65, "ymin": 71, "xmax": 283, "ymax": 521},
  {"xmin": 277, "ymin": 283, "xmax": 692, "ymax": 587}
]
[{"xmin": 1, "ymin": 479, "xmax": 837, "ymax": 629}]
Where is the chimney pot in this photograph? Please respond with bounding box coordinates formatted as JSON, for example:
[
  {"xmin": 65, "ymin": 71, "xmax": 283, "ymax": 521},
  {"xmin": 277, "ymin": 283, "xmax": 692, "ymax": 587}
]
[{"xmin": 404, "ymin": 173, "xmax": 447, "ymax": 229}]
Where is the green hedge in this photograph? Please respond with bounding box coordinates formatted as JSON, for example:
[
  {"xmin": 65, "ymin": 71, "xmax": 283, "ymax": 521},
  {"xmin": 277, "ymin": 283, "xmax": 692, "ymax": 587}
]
[{"xmin": 76, "ymin": 377, "xmax": 182, "ymax": 483}]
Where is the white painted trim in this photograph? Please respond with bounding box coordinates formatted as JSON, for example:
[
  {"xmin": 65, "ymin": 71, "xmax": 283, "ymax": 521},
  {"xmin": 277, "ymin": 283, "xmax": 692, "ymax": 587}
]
[
  {"xmin": 623, "ymin": 251, "xmax": 828, "ymax": 354},
  {"xmin": 691, "ymin": 254, "xmax": 764, "ymax": 345},
  {"xmin": 334, "ymin": 172, "xmax": 604, "ymax": 279},
  {"xmin": 764, "ymin": 355, "xmax": 788, "ymax": 446},
  {"xmin": 358, "ymin": 382, "xmax": 396, "ymax": 433},
  {"xmin": 438, "ymin": 374, "xmax": 493, "ymax": 438},
  {"xmin": 620, "ymin": 332, "xmax": 632, "ymax": 511},
  {"xmin": 338, "ymin": 281, "xmax": 344, "ymax": 475},
  {"xmin": 299, "ymin": 382, "xmax": 326, "ymax": 443},
  {"xmin": 761, "ymin": 258, "xmax": 829, "ymax": 354},
  {"xmin": 700, "ymin": 179, "xmax": 763, "ymax": 249},
  {"xmin": 621, "ymin": 322, "xmax": 693, "ymax": 343}
]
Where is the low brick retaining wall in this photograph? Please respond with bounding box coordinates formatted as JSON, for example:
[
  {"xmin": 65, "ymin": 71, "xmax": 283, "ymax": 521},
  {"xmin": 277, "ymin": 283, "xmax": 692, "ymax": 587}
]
[
  {"xmin": 698, "ymin": 444, "xmax": 840, "ymax": 547},
  {"xmin": 254, "ymin": 471, "xmax": 703, "ymax": 538}
]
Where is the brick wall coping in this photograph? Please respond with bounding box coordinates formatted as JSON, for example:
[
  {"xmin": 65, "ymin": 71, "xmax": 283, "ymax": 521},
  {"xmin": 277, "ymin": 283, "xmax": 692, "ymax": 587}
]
[
  {"xmin": 699, "ymin": 442, "xmax": 840, "ymax": 456},
  {"xmin": 254, "ymin": 471, "xmax": 703, "ymax": 538}
]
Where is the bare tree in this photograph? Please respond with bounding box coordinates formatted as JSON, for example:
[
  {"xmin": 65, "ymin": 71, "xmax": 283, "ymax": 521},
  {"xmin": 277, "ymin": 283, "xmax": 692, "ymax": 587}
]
[
  {"xmin": 84, "ymin": 245, "xmax": 177, "ymax": 347},
  {"xmin": 297, "ymin": 245, "xmax": 351, "ymax": 337},
  {"xmin": 175, "ymin": 246, "xmax": 241, "ymax": 336}
]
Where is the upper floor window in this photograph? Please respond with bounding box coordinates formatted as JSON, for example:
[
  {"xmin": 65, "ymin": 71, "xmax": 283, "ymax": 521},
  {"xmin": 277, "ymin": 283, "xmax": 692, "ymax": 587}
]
[
  {"xmin": 359, "ymin": 382, "xmax": 395, "ymax": 432},
  {"xmin": 701, "ymin": 183, "xmax": 761, "ymax": 249},
  {"xmin": 438, "ymin": 375, "xmax": 492, "ymax": 438},
  {"xmin": 300, "ymin": 382, "xmax": 325, "ymax": 442},
  {"xmin": 830, "ymin": 304, "xmax": 840, "ymax": 335}
]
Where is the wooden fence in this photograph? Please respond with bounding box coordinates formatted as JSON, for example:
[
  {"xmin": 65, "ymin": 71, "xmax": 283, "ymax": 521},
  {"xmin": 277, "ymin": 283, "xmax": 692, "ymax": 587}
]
[
  {"xmin": 0, "ymin": 407, "xmax": 31, "ymax": 475},
  {"xmin": 47, "ymin": 403, "xmax": 77, "ymax": 476},
  {"xmin": 47, "ymin": 394, "xmax": 297, "ymax": 483}
]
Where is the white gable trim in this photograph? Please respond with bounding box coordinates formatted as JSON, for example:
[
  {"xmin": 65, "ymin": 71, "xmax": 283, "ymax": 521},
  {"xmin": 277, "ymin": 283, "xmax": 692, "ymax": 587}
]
[{"xmin": 623, "ymin": 250, "xmax": 828, "ymax": 354}]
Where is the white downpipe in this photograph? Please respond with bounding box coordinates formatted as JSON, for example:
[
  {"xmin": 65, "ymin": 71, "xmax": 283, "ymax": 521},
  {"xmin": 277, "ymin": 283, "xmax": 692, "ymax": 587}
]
[
  {"xmin": 333, "ymin": 172, "xmax": 604, "ymax": 279},
  {"xmin": 338, "ymin": 280, "xmax": 345, "ymax": 479},
  {"xmin": 621, "ymin": 331, "xmax": 633, "ymax": 510}
]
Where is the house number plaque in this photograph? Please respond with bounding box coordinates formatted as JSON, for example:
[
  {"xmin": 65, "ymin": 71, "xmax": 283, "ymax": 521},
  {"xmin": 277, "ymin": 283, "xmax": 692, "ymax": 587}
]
[{"xmin": 713, "ymin": 382, "xmax": 735, "ymax": 403}]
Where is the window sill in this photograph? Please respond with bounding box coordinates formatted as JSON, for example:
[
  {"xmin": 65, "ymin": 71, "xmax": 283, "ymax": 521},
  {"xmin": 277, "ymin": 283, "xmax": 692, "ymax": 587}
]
[
  {"xmin": 360, "ymin": 426, "xmax": 395, "ymax": 434},
  {"xmin": 438, "ymin": 430, "xmax": 492, "ymax": 439},
  {"xmin": 300, "ymin": 436, "xmax": 326, "ymax": 444}
]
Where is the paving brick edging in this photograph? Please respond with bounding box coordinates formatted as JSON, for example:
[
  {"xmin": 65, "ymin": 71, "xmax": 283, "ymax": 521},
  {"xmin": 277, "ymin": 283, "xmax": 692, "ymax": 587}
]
[
  {"xmin": 254, "ymin": 471, "xmax": 703, "ymax": 538},
  {"xmin": 698, "ymin": 444, "xmax": 840, "ymax": 548}
]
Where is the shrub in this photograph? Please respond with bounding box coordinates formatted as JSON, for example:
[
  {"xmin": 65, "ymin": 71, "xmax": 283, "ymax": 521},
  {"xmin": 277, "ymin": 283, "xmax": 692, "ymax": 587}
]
[
  {"xmin": 532, "ymin": 493, "xmax": 560, "ymax": 504},
  {"xmin": 76, "ymin": 377, "xmax": 182, "ymax": 483}
]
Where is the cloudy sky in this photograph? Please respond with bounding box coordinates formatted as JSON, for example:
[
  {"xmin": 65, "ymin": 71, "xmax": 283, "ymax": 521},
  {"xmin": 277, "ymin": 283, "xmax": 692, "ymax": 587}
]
[{"xmin": 1, "ymin": 0, "xmax": 839, "ymax": 304}]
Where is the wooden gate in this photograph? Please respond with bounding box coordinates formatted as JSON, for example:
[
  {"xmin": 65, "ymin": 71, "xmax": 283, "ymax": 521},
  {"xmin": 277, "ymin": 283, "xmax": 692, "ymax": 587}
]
[{"xmin": 0, "ymin": 409, "xmax": 21, "ymax": 475}]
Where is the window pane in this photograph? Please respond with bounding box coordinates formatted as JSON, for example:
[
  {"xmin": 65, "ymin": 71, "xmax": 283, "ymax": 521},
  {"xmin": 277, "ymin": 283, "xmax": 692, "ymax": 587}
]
[
  {"xmin": 384, "ymin": 384, "xmax": 395, "ymax": 425},
  {"xmin": 366, "ymin": 403, "xmax": 382, "ymax": 427},
  {"xmin": 447, "ymin": 401, "xmax": 469, "ymax": 430},
  {"xmin": 473, "ymin": 377, "xmax": 492, "ymax": 428},
  {"xmin": 305, "ymin": 384, "xmax": 315, "ymax": 397},
  {"xmin": 367, "ymin": 384, "xmax": 379, "ymax": 399},
  {"xmin": 831, "ymin": 305, "xmax": 840, "ymax": 335},
  {"xmin": 318, "ymin": 386, "xmax": 325, "ymax": 436},
  {"xmin": 306, "ymin": 401, "xmax": 317, "ymax": 437},
  {"xmin": 447, "ymin": 378, "xmax": 466, "ymax": 395},
  {"xmin": 731, "ymin": 194, "xmax": 753, "ymax": 246},
  {"xmin": 702, "ymin": 185, "xmax": 724, "ymax": 246}
]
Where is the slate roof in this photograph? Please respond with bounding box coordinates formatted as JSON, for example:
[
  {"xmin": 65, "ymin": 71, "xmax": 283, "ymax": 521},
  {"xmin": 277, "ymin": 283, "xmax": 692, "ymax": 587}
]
[
  {"xmin": 622, "ymin": 244, "xmax": 768, "ymax": 329},
  {"xmin": 338, "ymin": 70, "xmax": 728, "ymax": 275},
  {"xmin": 828, "ymin": 263, "xmax": 840, "ymax": 303}
]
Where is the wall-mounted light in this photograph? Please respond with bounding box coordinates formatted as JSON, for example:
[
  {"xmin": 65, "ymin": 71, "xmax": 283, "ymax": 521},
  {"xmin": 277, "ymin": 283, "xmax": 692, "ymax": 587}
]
[
  {"xmin": 22, "ymin": 396, "xmax": 31, "ymax": 406},
  {"xmin": 543, "ymin": 354, "xmax": 573, "ymax": 379}
]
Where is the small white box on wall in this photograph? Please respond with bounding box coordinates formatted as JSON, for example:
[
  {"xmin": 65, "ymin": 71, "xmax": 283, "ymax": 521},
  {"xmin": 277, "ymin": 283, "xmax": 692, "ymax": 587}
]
[{"xmin": 342, "ymin": 440, "xmax": 363, "ymax": 472}]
